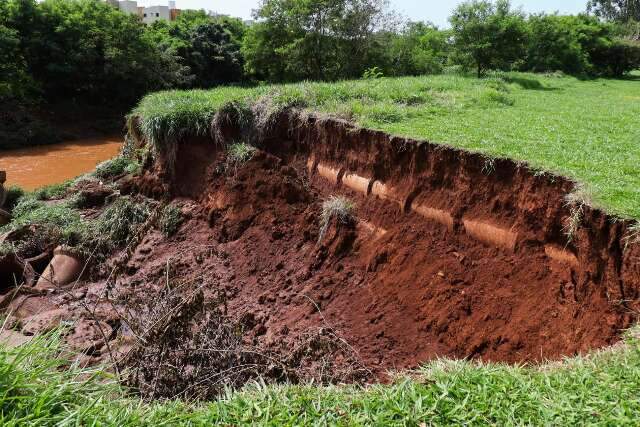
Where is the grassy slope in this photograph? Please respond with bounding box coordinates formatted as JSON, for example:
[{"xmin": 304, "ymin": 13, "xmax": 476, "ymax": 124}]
[
  {"xmin": 134, "ymin": 72, "xmax": 640, "ymax": 219},
  {"xmin": 2, "ymin": 332, "xmax": 640, "ymax": 425}
]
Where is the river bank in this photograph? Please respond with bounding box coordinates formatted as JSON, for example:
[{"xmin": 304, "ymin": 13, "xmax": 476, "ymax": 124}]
[{"xmin": 0, "ymin": 101, "xmax": 125, "ymax": 151}]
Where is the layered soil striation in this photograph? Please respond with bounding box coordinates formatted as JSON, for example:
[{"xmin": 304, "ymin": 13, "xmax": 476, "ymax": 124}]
[{"xmin": 2, "ymin": 112, "xmax": 640, "ymax": 392}]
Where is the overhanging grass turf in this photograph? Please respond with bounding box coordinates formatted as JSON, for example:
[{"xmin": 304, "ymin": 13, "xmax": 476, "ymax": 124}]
[
  {"xmin": 2, "ymin": 331, "xmax": 640, "ymax": 425},
  {"xmin": 133, "ymin": 72, "xmax": 640, "ymax": 219}
]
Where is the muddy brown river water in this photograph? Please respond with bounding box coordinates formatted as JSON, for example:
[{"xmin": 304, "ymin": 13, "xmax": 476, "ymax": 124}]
[{"xmin": 0, "ymin": 136, "xmax": 122, "ymax": 190}]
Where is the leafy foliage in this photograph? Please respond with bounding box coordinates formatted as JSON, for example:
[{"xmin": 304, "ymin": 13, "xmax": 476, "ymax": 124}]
[
  {"xmin": 588, "ymin": 0, "xmax": 640, "ymax": 22},
  {"xmin": 386, "ymin": 22, "xmax": 450, "ymax": 76},
  {"xmin": 0, "ymin": 0, "xmax": 187, "ymax": 105},
  {"xmin": 146, "ymin": 11, "xmax": 245, "ymax": 88}
]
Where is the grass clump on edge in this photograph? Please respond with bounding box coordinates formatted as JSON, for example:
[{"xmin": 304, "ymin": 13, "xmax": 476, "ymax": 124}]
[
  {"xmin": 318, "ymin": 195, "xmax": 356, "ymax": 243},
  {"xmin": 131, "ymin": 72, "xmax": 640, "ymax": 220},
  {"xmin": 2, "ymin": 328, "xmax": 640, "ymax": 425},
  {"xmin": 94, "ymin": 156, "xmax": 141, "ymax": 180},
  {"xmin": 0, "ymin": 195, "xmax": 89, "ymax": 249},
  {"xmin": 33, "ymin": 180, "xmax": 73, "ymax": 201},
  {"xmin": 95, "ymin": 196, "xmax": 152, "ymax": 248},
  {"xmin": 158, "ymin": 203, "xmax": 183, "ymax": 237}
]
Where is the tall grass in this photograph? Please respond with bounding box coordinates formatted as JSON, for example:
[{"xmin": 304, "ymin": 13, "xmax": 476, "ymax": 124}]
[
  {"xmin": 2, "ymin": 329, "xmax": 640, "ymax": 425},
  {"xmin": 131, "ymin": 72, "xmax": 640, "ymax": 220}
]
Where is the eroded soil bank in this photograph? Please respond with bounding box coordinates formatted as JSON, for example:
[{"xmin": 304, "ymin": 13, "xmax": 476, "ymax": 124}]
[{"xmin": 3, "ymin": 113, "xmax": 640, "ymax": 394}]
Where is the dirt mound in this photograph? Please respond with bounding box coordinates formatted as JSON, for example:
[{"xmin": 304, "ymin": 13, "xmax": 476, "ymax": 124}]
[{"xmin": 2, "ymin": 114, "xmax": 639, "ymax": 394}]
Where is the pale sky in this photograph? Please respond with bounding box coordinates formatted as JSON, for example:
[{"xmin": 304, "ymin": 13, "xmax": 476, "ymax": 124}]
[{"xmin": 138, "ymin": 0, "xmax": 589, "ymax": 27}]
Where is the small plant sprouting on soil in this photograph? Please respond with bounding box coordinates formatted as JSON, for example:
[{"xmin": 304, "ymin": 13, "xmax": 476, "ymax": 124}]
[
  {"xmin": 225, "ymin": 142, "xmax": 257, "ymax": 174},
  {"xmin": 228, "ymin": 142, "xmax": 256, "ymax": 164},
  {"xmin": 159, "ymin": 204, "xmax": 183, "ymax": 237},
  {"xmin": 318, "ymin": 195, "xmax": 356, "ymax": 243}
]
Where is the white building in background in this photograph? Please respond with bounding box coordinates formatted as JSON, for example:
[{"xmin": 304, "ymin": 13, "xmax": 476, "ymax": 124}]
[
  {"xmin": 107, "ymin": 0, "xmax": 181, "ymax": 23},
  {"xmin": 142, "ymin": 4, "xmax": 170, "ymax": 23}
]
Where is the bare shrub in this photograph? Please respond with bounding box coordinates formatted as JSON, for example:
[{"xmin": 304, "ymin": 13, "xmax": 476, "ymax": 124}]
[{"xmin": 120, "ymin": 280, "xmax": 370, "ymax": 400}]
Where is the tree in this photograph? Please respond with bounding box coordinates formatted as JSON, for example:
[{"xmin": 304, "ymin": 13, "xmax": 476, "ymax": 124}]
[
  {"xmin": 590, "ymin": 38, "xmax": 640, "ymax": 75},
  {"xmin": 525, "ymin": 14, "xmax": 592, "ymax": 74},
  {"xmin": 147, "ymin": 10, "xmax": 246, "ymax": 88},
  {"xmin": 0, "ymin": 0, "xmax": 187, "ymax": 105},
  {"xmin": 449, "ymin": 0, "xmax": 528, "ymax": 77},
  {"xmin": 387, "ymin": 22, "xmax": 450, "ymax": 76},
  {"xmin": 185, "ymin": 22, "xmax": 244, "ymax": 87},
  {"xmin": 242, "ymin": 0, "xmax": 396, "ymax": 82},
  {"xmin": 587, "ymin": 0, "xmax": 640, "ymax": 22},
  {"xmin": 0, "ymin": 24, "xmax": 33, "ymax": 100}
]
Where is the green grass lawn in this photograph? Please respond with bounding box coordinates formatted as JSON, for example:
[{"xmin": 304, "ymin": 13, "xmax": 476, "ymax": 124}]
[
  {"xmin": 133, "ymin": 71, "xmax": 640, "ymax": 219},
  {"xmin": 2, "ymin": 331, "xmax": 640, "ymax": 425}
]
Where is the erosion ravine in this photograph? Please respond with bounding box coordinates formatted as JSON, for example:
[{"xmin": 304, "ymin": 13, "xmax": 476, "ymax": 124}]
[{"xmin": 3, "ymin": 112, "xmax": 640, "ymax": 389}]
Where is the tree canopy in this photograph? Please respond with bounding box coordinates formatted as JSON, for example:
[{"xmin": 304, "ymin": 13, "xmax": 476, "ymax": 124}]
[
  {"xmin": 0, "ymin": 0, "xmax": 638, "ymax": 110},
  {"xmin": 587, "ymin": 0, "xmax": 640, "ymax": 22},
  {"xmin": 242, "ymin": 0, "xmax": 397, "ymax": 82},
  {"xmin": 449, "ymin": 0, "xmax": 528, "ymax": 77}
]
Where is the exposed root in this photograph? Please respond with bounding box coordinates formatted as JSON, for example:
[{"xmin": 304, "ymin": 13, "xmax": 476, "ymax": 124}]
[
  {"xmin": 624, "ymin": 222, "xmax": 640, "ymax": 249},
  {"xmin": 563, "ymin": 186, "xmax": 592, "ymax": 242}
]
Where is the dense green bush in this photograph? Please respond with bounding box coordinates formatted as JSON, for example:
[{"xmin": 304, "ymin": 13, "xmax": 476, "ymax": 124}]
[
  {"xmin": 386, "ymin": 22, "xmax": 450, "ymax": 76},
  {"xmin": 525, "ymin": 14, "xmax": 592, "ymax": 74},
  {"xmin": 146, "ymin": 10, "xmax": 246, "ymax": 88},
  {"xmin": 591, "ymin": 38, "xmax": 640, "ymax": 76}
]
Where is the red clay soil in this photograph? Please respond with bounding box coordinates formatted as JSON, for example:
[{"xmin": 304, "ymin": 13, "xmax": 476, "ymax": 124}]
[
  {"xmin": 167, "ymin": 143, "xmax": 636, "ymax": 374},
  {"xmin": 4, "ymin": 115, "xmax": 640, "ymax": 383}
]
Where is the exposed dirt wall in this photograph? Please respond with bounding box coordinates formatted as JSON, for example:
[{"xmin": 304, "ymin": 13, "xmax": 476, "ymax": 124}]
[{"xmin": 155, "ymin": 111, "xmax": 640, "ymax": 371}]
